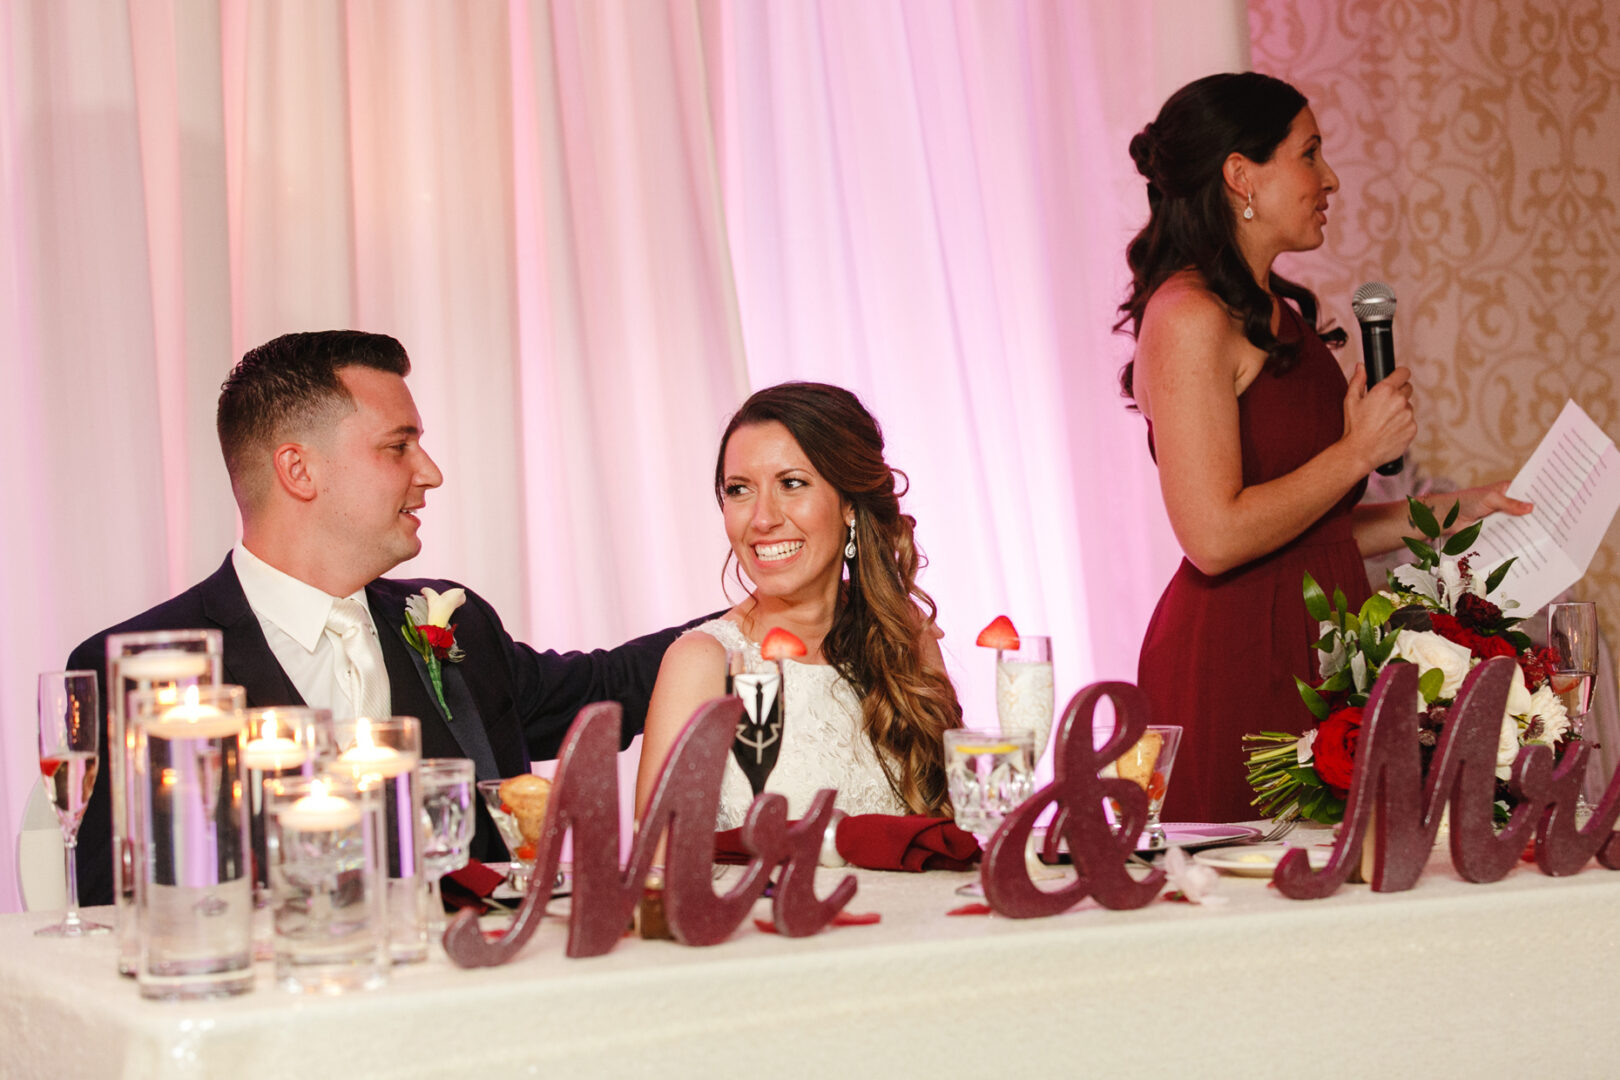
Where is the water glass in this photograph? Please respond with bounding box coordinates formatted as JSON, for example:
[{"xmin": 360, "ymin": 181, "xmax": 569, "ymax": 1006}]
[
  {"xmin": 419, "ymin": 758, "xmax": 476, "ymax": 937},
  {"xmin": 269, "ymin": 774, "xmax": 388, "ymax": 994},
  {"xmin": 326, "ymin": 717, "xmax": 425, "ymax": 963},
  {"xmin": 105, "ymin": 629, "xmax": 222, "ymax": 975},
  {"xmin": 129, "ymin": 685, "xmax": 253, "ymax": 1001},
  {"xmin": 944, "ymin": 728, "xmax": 1036, "ymax": 836}
]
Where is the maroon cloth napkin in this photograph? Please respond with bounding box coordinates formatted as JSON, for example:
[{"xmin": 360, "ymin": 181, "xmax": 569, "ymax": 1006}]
[
  {"xmin": 836, "ymin": 814, "xmax": 979, "ymax": 872},
  {"xmin": 713, "ymin": 814, "xmax": 980, "ymax": 872},
  {"xmin": 440, "ymin": 859, "xmax": 507, "ymax": 913}
]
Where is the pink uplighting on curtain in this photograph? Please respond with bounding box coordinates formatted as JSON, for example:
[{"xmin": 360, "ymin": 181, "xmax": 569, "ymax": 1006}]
[{"xmin": 0, "ymin": 0, "xmax": 1246, "ymax": 911}]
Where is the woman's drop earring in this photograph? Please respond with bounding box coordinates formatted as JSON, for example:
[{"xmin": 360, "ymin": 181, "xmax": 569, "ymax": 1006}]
[
  {"xmin": 844, "ymin": 522, "xmax": 857, "ymax": 560},
  {"xmin": 1242, "ymin": 192, "xmax": 1255, "ymax": 221}
]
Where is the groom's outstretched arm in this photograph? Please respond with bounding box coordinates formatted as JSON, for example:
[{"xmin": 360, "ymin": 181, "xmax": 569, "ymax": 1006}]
[{"xmin": 480, "ymin": 595, "xmax": 720, "ymax": 759}]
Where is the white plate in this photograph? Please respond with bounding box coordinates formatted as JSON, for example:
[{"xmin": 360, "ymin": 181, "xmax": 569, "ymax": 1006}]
[{"xmin": 1192, "ymin": 843, "xmax": 1332, "ymax": 877}]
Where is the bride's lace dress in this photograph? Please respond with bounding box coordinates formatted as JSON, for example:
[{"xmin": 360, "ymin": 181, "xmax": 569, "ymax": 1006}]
[{"xmin": 694, "ymin": 619, "xmax": 908, "ymax": 828}]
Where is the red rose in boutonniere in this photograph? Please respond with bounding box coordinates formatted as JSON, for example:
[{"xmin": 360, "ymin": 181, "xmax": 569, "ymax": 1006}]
[{"xmin": 403, "ymin": 587, "xmax": 466, "ymax": 719}]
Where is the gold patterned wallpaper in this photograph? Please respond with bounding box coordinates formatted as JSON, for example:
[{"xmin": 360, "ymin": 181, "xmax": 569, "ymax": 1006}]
[{"xmin": 1249, "ymin": 0, "xmax": 1620, "ymax": 655}]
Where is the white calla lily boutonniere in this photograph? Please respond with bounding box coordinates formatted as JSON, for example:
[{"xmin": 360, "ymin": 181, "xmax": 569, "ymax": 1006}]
[{"xmin": 403, "ymin": 587, "xmax": 466, "ymax": 719}]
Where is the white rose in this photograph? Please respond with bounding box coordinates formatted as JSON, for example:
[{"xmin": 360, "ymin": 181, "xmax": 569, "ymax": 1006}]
[
  {"xmin": 1495, "ymin": 712, "xmax": 1521, "ymax": 780},
  {"xmin": 1390, "ymin": 630, "xmax": 1475, "ymax": 700},
  {"xmin": 422, "ymin": 586, "xmax": 467, "ymax": 627}
]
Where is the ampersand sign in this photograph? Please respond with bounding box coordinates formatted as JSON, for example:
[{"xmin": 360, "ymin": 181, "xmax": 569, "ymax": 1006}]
[{"xmin": 982, "ymin": 681, "xmax": 1164, "ymax": 916}]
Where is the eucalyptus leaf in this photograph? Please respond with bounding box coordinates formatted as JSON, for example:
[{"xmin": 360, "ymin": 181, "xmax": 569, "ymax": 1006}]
[
  {"xmin": 1302, "ymin": 573, "xmax": 1330, "ymax": 623},
  {"xmin": 1443, "ymin": 520, "xmax": 1483, "ymax": 556}
]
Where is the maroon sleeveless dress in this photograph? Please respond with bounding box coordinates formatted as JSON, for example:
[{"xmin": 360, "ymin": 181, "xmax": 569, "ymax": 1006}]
[{"xmin": 1138, "ymin": 302, "xmax": 1370, "ymax": 823}]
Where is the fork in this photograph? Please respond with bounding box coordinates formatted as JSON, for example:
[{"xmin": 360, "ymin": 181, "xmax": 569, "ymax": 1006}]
[{"xmin": 1255, "ymin": 811, "xmax": 1299, "ymax": 844}]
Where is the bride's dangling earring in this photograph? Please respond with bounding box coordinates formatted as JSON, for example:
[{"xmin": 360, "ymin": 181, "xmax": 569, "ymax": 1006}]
[
  {"xmin": 1243, "ymin": 191, "xmax": 1255, "ymax": 221},
  {"xmin": 844, "ymin": 521, "xmax": 857, "ymax": 561}
]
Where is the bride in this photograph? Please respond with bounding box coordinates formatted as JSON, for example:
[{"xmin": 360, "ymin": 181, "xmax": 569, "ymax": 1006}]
[{"xmin": 635, "ymin": 382, "xmax": 961, "ymax": 827}]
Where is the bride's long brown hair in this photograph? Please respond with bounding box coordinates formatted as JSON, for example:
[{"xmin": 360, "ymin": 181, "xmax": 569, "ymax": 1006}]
[{"xmin": 715, "ymin": 382, "xmax": 962, "ymax": 814}]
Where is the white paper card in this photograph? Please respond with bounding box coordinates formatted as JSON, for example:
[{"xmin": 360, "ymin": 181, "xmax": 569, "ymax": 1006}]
[{"xmin": 1472, "ymin": 399, "xmax": 1620, "ymax": 615}]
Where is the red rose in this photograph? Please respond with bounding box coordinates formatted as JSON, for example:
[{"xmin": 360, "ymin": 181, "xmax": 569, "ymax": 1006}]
[
  {"xmin": 421, "ymin": 624, "xmax": 456, "ymax": 659},
  {"xmin": 1429, "ymin": 612, "xmax": 1514, "ymax": 661},
  {"xmin": 1312, "ymin": 706, "xmax": 1363, "ymax": 794}
]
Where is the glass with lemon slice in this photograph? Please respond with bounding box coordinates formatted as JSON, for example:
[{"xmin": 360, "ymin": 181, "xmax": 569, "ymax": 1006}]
[{"xmin": 944, "ymin": 728, "xmax": 1036, "ymax": 836}]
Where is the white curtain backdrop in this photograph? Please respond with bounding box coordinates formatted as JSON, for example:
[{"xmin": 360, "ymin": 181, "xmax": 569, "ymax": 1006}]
[{"xmin": 0, "ymin": 0, "xmax": 1245, "ymax": 911}]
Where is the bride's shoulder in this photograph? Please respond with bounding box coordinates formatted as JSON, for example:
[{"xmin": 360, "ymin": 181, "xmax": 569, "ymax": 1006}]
[{"xmin": 675, "ymin": 616, "xmax": 746, "ymax": 656}]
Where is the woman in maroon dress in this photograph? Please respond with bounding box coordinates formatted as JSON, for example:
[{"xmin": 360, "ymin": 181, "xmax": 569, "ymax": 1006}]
[{"xmin": 1119, "ymin": 73, "xmax": 1530, "ymax": 823}]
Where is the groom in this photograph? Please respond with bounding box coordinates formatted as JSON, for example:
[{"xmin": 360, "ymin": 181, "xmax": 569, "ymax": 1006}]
[{"xmin": 69, "ymin": 330, "xmax": 689, "ymax": 905}]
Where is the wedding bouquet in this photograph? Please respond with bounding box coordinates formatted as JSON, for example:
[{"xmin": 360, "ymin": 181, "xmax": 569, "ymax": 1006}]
[{"xmin": 1244, "ymin": 498, "xmax": 1571, "ymax": 824}]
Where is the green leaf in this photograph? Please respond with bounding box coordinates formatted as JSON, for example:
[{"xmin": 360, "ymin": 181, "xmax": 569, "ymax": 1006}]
[
  {"xmin": 1359, "ymin": 614, "xmax": 1378, "ymax": 657},
  {"xmin": 1403, "ymin": 535, "xmax": 1436, "ymax": 562},
  {"xmin": 1442, "ymin": 501, "xmax": 1461, "ymax": 530},
  {"xmin": 1296, "ymin": 677, "xmax": 1330, "ymax": 720},
  {"xmin": 1485, "ymin": 557, "xmax": 1517, "ymax": 594},
  {"xmin": 1302, "ymin": 573, "xmax": 1331, "ymax": 622},
  {"xmin": 1505, "ymin": 629, "xmax": 1533, "ymax": 652},
  {"xmin": 1408, "ymin": 496, "xmax": 1441, "ymax": 538},
  {"xmin": 1360, "ymin": 593, "xmax": 1395, "ymax": 627},
  {"xmin": 1418, "ymin": 667, "xmax": 1445, "ymax": 703},
  {"xmin": 1333, "ymin": 587, "xmax": 1348, "ymax": 615},
  {"xmin": 1321, "ymin": 669, "xmax": 1352, "ymax": 693},
  {"xmin": 1442, "ymin": 520, "xmax": 1483, "ymax": 556},
  {"xmin": 1312, "ymin": 631, "xmax": 1337, "ymax": 651}
]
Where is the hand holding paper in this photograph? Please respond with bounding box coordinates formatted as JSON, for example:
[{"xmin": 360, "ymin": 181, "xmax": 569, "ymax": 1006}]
[{"xmin": 1472, "ymin": 400, "xmax": 1620, "ymax": 614}]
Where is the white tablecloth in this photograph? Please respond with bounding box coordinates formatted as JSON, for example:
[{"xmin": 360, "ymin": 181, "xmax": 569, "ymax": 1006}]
[{"xmin": 3, "ymin": 835, "xmax": 1618, "ymax": 1079}]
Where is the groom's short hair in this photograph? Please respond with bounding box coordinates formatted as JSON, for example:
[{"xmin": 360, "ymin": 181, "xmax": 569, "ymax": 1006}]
[{"xmin": 217, "ymin": 330, "xmax": 411, "ymax": 508}]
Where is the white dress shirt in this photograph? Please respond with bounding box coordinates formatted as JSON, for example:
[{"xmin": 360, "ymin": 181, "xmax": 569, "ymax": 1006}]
[{"xmin": 232, "ymin": 543, "xmax": 391, "ymax": 720}]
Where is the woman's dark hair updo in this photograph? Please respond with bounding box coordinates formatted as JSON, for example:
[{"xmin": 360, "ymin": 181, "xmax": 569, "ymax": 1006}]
[{"xmin": 1115, "ymin": 72, "xmax": 1345, "ymax": 401}]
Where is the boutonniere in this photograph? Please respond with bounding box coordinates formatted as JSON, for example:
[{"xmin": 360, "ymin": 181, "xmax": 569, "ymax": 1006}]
[{"xmin": 403, "ymin": 587, "xmax": 466, "ymax": 719}]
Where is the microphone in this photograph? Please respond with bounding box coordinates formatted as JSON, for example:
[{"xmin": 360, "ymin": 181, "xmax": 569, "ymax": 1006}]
[{"xmin": 1351, "ymin": 281, "xmax": 1403, "ymax": 476}]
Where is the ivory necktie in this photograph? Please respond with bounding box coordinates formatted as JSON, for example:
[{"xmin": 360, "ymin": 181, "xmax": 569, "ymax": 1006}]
[{"xmin": 326, "ymin": 597, "xmax": 391, "ymax": 720}]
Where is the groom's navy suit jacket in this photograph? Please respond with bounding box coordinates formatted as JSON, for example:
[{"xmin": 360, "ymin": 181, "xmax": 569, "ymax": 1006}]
[{"xmin": 68, "ymin": 553, "xmax": 688, "ymax": 906}]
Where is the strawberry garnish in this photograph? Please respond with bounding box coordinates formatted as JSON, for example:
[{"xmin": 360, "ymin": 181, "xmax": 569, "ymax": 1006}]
[
  {"xmin": 516, "ymin": 843, "xmax": 537, "ymax": 861},
  {"xmin": 1148, "ymin": 771, "xmax": 1167, "ymax": 802},
  {"xmin": 975, "ymin": 615, "xmax": 1020, "ymax": 650},
  {"xmin": 39, "ymin": 758, "xmax": 61, "ymax": 779},
  {"xmin": 760, "ymin": 627, "xmax": 808, "ymax": 661}
]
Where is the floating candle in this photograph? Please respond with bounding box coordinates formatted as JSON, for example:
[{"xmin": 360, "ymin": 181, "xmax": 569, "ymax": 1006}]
[
  {"xmin": 337, "ymin": 737, "xmax": 412, "ymax": 779},
  {"xmin": 118, "ymin": 649, "xmax": 211, "ymax": 683},
  {"xmin": 142, "ymin": 688, "xmax": 242, "ymax": 739},
  {"xmin": 241, "ymin": 736, "xmax": 308, "ymax": 772},
  {"xmin": 278, "ymin": 783, "xmax": 361, "ymax": 831}
]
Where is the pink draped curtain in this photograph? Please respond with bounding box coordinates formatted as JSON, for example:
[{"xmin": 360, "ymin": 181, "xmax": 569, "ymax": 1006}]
[{"xmin": 0, "ymin": 0, "xmax": 1246, "ymax": 910}]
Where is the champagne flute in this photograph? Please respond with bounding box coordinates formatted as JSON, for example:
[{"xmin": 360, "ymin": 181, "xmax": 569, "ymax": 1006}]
[
  {"xmin": 1548, "ymin": 601, "xmax": 1599, "ymax": 820},
  {"xmin": 36, "ymin": 671, "xmax": 110, "ymax": 937}
]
